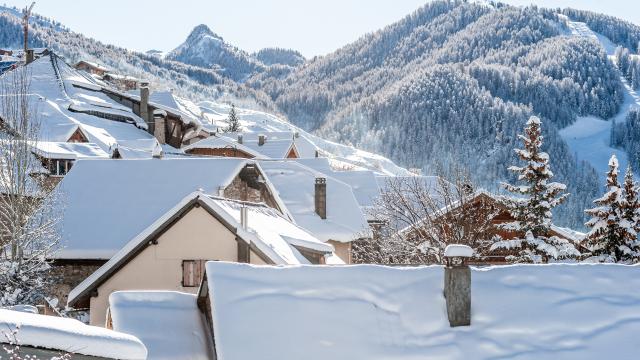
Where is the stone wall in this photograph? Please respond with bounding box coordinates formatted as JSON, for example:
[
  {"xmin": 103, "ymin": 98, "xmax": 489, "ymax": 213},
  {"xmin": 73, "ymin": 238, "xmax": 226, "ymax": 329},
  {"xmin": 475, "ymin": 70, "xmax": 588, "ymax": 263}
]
[
  {"xmin": 224, "ymin": 175, "xmax": 263, "ymax": 203},
  {"xmin": 48, "ymin": 261, "xmax": 105, "ymax": 308}
]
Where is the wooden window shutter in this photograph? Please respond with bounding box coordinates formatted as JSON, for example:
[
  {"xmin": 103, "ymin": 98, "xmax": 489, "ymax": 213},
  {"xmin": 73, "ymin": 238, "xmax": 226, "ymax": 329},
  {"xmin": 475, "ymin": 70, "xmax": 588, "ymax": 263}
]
[{"xmin": 182, "ymin": 260, "xmax": 206, "ymax": 287}]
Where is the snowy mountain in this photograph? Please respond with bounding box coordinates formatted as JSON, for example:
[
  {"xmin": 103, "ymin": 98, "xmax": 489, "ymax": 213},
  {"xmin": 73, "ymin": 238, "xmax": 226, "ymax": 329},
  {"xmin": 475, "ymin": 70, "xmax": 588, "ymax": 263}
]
[
  {"xmin": 2, "ymin": 2, "xmax": 640, "ymax": 229},
  {"xmin": 243, "ymin": 1, "xmax": 640, "ymax": 229},
  {"xmin": 166, "ymin": 24, "xmax": 265, "ymax": 82}
]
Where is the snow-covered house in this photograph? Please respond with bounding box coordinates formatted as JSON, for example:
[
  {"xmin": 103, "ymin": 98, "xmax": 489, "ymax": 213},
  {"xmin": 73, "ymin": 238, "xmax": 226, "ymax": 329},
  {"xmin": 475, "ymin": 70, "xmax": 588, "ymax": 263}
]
[
  {"xmin": 48, "ymin": 157, "xmax": 286, "ymax": 306},
  {"xmin": 107, "ymin": 291, "xmax": 212, "ymax": 360},
  {"xmin": 0, "ymin": 308, "xmax": 147, "ymax": 359},
  {"xmin": 66, "ymin": 191, "xmax": 337, "ymax": 326},
  {"xmin": 74, "ymin": 60, "xmax": 110, "ymax": 76},
  {"xmin": 400, "ymin": 190, "xmax": 585, "ymax": 263},
  {"xmin": 258, "ymin": 160, "xmax": 372, "ymax": 263},
  {"xmin": 182, "ymin": 135, "xmax": 264, "ymax": 159},
  {"xmin": 197, "ymin": 261, "xmax": 640, "ymax": 359},
  {"xmin": 0, "ymin": 53, "xmax": 164, "ymax": 160},
  {"xmin": 220, "ymin": 132, "xmax": 301, "ymax": 159}
]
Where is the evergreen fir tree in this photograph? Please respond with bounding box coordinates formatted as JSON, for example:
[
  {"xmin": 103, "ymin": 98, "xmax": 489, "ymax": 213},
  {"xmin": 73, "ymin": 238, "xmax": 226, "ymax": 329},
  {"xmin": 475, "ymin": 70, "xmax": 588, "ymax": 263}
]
[
  {"xmin": 583, "ymin": 155, "xmax": 637, "ymax": 262},
  {"xmin": 620, "ymin": 165, "xmax": 640, "ymax": 262},
  {"xmin": 501, "ymin": 116, "xmax": 569, "ymax": 235},
  {"xmin": 492, "ymin": 116, "xmax": 577, "ymax": 263},
  {"xmin": 225, "ymin": 104, "xmax": 241, "ymax": 132}
]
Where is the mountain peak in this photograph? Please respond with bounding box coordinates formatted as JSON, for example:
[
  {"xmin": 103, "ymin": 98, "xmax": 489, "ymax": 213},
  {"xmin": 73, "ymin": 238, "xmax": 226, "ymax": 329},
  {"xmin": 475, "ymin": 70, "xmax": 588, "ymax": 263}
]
[{"xmin": 187, "ymin": 24, "xmax": 222, "ymax": 43}]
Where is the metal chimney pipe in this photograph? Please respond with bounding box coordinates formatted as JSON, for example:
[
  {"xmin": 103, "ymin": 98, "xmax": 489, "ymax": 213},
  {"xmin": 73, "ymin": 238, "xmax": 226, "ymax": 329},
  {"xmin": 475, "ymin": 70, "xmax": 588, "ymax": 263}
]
[{"xmin": 240, "ymin": 206, "xmax": 248, "ymax": 230}]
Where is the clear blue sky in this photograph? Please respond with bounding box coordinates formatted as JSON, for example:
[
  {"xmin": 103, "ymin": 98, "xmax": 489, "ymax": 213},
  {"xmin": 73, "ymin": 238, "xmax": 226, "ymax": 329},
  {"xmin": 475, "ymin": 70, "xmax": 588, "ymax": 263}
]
[{"xmin": 3, "ymin": 0, "xmax": 639, "ymax": 57}]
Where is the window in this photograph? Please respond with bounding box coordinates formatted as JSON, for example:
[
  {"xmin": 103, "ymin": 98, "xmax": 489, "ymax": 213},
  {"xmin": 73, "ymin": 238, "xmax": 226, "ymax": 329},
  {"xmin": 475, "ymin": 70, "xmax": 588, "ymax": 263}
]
[
  {"xmin": 48, "ymin": 159, "xmax": 73, "ymax": 176},
  {"xmin": 182, "ymin": 260, "xmax": 206, "ymax": 287}
]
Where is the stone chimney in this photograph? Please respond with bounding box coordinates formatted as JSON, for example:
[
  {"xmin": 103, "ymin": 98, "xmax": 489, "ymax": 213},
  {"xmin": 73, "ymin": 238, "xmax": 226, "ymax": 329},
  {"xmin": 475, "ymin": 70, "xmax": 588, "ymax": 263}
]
[
  {"xmin": 314, "ymin": 177, "xmax": 327, "ymax": 219},
  {"xmin": 443, "ymin": 244, "xmax": 472, "ymax": 327},
  {"xmin": 258, "ymin": 134, "xmax": 266, "ymax": 146},
  {"xmin": 25, "ymin": 49, "xmax": 34, "ymax": 64},
  {"xmin": 153, "ymin": 109, "xmax": 167, "ymax": 145},
  {"xmin": 237, "ymin": 134, "xmax": 243, "ymax": 144},
  {"xmin": 139, "ymin": 81, "xmax": 150, "ymax": 128}
]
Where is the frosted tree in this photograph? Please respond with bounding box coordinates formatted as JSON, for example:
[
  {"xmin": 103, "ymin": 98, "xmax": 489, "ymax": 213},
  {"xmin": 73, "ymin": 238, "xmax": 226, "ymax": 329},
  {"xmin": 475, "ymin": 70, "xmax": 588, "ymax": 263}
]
[
  {"xmin": 0, "ymin": 66, "xmax": 60, "ymax": 306},
  {"xmin": 354, "ymin": 166, "xmax": 500, "ymax": 265},
  {"xmin": 492, "ymin": 116, "xmax": 578, "ymax": 263},
  {"xmin": 224, "ymin": 104, "xmax": 241, "ymax": 132},
  {"xmin": 621, "ymin": 165, "xmax": 640, "ymax": 262},
  {"xmin": 582, "ymin": 155, "xmax": 638, "ymax": 262}
]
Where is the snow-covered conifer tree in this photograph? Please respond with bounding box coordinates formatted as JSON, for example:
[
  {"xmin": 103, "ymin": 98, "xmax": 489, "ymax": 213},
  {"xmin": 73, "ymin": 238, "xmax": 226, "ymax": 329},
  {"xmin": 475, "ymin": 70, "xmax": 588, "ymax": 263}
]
[
  {"xmin": 583, "ymin": 156, "xmax": 639, "ymax": 262},
  {"xmin": 619, "ymin": 165, "xmax": 640, "ymax": 262},
  {"xmin": 224, "ymin": 104, "xmax": 241, "ymax": 132},
  {"xmin": 491, "ymin": 116, "xmax": 578, "ymax": 263}
]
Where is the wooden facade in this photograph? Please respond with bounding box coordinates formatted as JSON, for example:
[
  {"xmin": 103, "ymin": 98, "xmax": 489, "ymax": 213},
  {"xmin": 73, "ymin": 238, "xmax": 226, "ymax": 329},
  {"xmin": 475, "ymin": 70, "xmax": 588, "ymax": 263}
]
[{"xmin": 185, "ymin": 147, "xmax": 256, "ymax": 159}]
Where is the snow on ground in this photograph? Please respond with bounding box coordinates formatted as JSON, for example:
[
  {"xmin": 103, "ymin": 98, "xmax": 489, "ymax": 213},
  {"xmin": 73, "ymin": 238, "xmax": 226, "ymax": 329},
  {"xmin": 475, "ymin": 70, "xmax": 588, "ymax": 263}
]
[
  {"xmin": 109, "ymin": 291, "xmax": 210, "ymax": 360},
  {"xmin": 0, "ymin": 309, "xmax": 147, "ymax": 359},
  {"xmin": 559, "ymin": 16, "xmax": 637, "ymax": 178},
  {"xmin": 197, "ymin": 101, "xmax": 410, "ymax": 176},
  {"xmin": 207, "ymin": 262, "xmax": 640, "ymax": 360}
]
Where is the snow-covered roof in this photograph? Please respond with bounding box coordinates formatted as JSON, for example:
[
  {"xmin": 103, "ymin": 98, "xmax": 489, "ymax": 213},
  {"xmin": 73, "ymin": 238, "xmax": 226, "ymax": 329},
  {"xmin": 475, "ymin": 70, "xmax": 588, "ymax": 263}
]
[
  {"xmin": 220, "ymin": 132, "xmax": 297, "ymax": 159},
  {"xmin": 30, "ymin": 141, "xmax": 109, "ymax": 160},
  {"xmin": 54, "ymin": 158, "xmax": 251, "ymax": 259},
  {"xmin": 204, "ymin": 194, "xmax": 334, "ymax": 262},
  {"xmin": 204, "ymin": 262, "xmax": 640, "ymax": 359},
  {"xmin": 296, "ymin": 158, "xmax": 382, "ymax": 209},
  {"xmin": 108, "ymin": 291, "xmax": 211, "ymax": 360},
  {"xmin": 259, "ymin": 160, "xmax": 371, "ymax": 242},
  {"xmin": 182, "ymin": 135, "xmax": 264, "ymax": 158},
  {"xmin": 67, "ymin": 191, "xmax": 336, "ymax": 306},
  {"xmin": 75, "ymin": 60, "xmax": 110, "ymax": 72},
  {"xmin": 0, "ymin": 309, "xmax": 147, "ymax": 359},
  {"xmin": 0, "ymin": 54, "xmax": 165, "ymax": 159}
]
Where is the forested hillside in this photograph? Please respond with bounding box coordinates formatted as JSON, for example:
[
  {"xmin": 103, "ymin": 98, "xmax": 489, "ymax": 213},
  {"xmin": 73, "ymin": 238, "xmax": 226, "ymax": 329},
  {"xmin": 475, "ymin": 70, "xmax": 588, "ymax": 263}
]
[{"xmin": 244, "ymin": 1, "xmax": 630, "ymax": 228}]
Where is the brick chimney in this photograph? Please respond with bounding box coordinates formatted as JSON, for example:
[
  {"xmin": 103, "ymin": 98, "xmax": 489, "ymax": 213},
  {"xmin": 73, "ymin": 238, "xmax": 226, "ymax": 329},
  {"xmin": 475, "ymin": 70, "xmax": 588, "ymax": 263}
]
[
  {"xmin": 153, "ymin": 109, "xmax": 167, "ymax": 144},
  {"xmin": 258, "ymin": 134, "xmax": 266, "ymax": 146},
  {"xmin": 314, "ymin": 177, "xmax": 327, "ymax": 219},
  {"xmin": 139, "ymin": 81, "xmax": 150, "ymax": 128}
]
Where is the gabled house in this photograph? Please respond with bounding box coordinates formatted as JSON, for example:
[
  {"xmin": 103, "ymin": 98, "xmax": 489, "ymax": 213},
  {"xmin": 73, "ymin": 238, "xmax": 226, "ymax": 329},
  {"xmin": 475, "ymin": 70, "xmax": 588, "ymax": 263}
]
[
  {"xmin": 258, "ymin": 160, "xmax": 372, "ymax": 263},
  {"xmin": 74, "ymin": 60, "xmax": 110, "ymax": 76},
  {"xmin": 399, "ymin": 190, "xmax": 585, "ymax": 263},
  {"xmin": 182, "ymin": 135, "xmax": 263, "ymax": 159},
  {"xmin": 220, "ymin": 132, "xmax": 301, "ymax": 159},
  {"xmin": 29, "ymin": 141, "xmax": 109, "ymax": 188},
  {"xmin": 67, "ymin": 192, "xmax": 337, "ymax": 326},
  {"xmin": 49, "ymin": 157, "xmax": 288, "ymax": 305}
]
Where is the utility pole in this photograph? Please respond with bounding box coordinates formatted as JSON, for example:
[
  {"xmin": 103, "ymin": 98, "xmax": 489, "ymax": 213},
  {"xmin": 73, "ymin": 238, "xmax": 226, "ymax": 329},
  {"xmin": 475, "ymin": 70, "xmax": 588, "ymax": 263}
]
[{"xmin": 22, "ymin": 2, "xmax": 35, "ymax": 63}]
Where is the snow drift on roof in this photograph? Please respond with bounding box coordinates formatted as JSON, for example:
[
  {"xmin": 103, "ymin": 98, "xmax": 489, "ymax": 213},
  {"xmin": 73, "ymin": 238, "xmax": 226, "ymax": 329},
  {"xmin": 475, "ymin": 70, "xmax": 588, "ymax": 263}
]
[
  {"xmin": 54, "ymin": 158, "xmax": 248, "ymax": 259},
  {"xmin": 109, "ymin": 291, "xmax": 210, "ymax": 360},
  {"xmin": 205, "ymin": 262, "xmax": 640, "ymax": 360},
  {"xmin": 0, "ymin": 309, "xmax": 146, "ymax": 359}
]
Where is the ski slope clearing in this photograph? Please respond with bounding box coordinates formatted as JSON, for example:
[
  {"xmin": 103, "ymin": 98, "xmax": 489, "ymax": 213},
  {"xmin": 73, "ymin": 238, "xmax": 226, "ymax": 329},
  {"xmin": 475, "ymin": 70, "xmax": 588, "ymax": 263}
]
[
  {"xmin": 559, "ymin": 16, "xmax": 637, "ymax": 177},
  {"xmin": 206, "ymin": 262, "xmax": 640, "ymax": 360}
]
